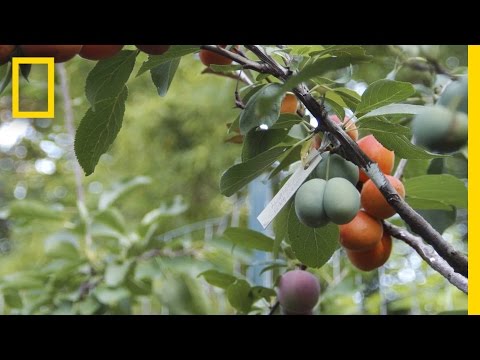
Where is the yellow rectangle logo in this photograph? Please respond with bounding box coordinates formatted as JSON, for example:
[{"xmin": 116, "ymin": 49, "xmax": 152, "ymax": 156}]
[{"xmin": 11, "ymin": 57, "xmax": 55, "ymax": 118}]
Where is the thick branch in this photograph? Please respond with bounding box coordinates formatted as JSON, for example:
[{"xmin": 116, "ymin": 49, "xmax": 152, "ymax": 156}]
[
  {"xmin": 383, "ymin": 222, "xmax": 467, "ymax": 294},
  {"xmin": 207, "ymin": 45, "xmax": 468, "ymax": 278}
]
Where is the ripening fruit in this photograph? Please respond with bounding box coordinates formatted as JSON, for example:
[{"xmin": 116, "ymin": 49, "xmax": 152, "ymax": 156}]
[
  {"xmin": 330, "ymin": 115, "xmax": 359, "ymax": 141},
  {"xmin": 315, "ymin": 152, "xmax": 359, "ymax": 185},
  {"xmin": 294, "ymin": 179, "xmax": 329, "ymax": 228},
  {"xmin": 278, "ymin": 270, "xmax": 320, "ymax": 315},
  {"xmin": 347, "ymin": 233, "xmax": 392, "ymax": 271},
  {"xmin": 323, "ymin": 178, "xmax": 360, "ymax": 225},
  {"xmin": 199, "ymin": 45, "xmax": 235, "ymax": 66},
  {"xmin": 135, "ymin": 45, "xmax": 171, "ymax": 55},
  {"xmin": 339, "ymin": 210, "xmax": 383, "ymax": 251},
  {"xmin": 280, "ymin": 93, "xmax": 298, "ymax": 114},
  {"xmin": 79, "ymin": 45, "xmax": 124, "ymax": 60},
  {"xmin": 438, "ymin": 76, "xmax": 468, "ymax": 114},
  {"xmin": 0, "ymin": 45, "xmax": 15, "ymax": 65},
  {"xmin": 412, "ymin": 105, "xmax": 468, "ymax": 153},
  {"xmin": 311, "ymin": 134, "xmax": 322, "ymax": 150},
  {"xmin": 20, "ymin": 45, "xmax": 83, "ymax": 63},
  {"xmin": 361, "ymin": 175, "xmax": 405, "ymax": 219},
  {"xmin": 357, "ymin": 135, "xmax": 395, "ymax": 183}
]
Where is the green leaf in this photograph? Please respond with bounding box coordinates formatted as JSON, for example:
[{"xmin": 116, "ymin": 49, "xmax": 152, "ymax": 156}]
[
  {"xmin": 94, "ymin": 208, "xmax": 127, "ymax": 234},
  {"xmin": 242, "ymin": 128, "xmax": 289, "ymax": 162},
  {"xmin": 75, "ymin": 87, "xmax": 129, "ymax": 176},
  {"xmin": 268, "ymin": 144, "xmax": 301, "ymax": 180},
  {"xmin": 85, "ymin": 50, "xmax": 137, "ymax": 106},
  {"xmin": 415, "ymin": 208, "xmax": 456, "ymax": 234},
  {"xmin": 358, "ymin": 104, "xmax": 425, "ymax": 120},
  {"xmin": 105, "ymin": 261, "xmax": 134, "ymax": 287},
  {"xmin": 269, "ymin": 113, "xmax": 303, "ymax": 130},
  {"xmin": 140, "ymin": 196, "xmax": 188, "ymax": 226},
  {"xmin": 251, "ymin": 286, "xmax": 276, "ymax": 301},
  {"xmin": 227, "ymin": 280, "xmax": 254, "ymax": 313},
  {"xmin": 98, "ymin": 176, "xmax": 152, "ymax": 211},
  {"xmin": 198, "ymin": 270, "xmax": 237, "ymax": 289},
  {"xmin": 281, "ymin": 55, "xmax": 371, "ymax": 93},
  {"xmin": 356, "ymin": 80, "xmax": 415, "ymax": 115},
  {"xmin": 239, "ymin": 83, "xmax": 283, "ymax": 134},
  {"xmin": 223, "ymin": 227, "xmax": 274, "ymax": 251},
  {"xmin": 94, "ymin": 286, "xmax": 130, "ymax": 305},
  {"xmin": 285, "ymin": 201, "xmax": 340, "ymax": 268},
  {"xmin": 209, "ymin": 64, "xmax": 244, "ymax": 72},
  {"xmin": 310, "ymin": 45, "xmax": 370, "ymax": 59},
  {"xmin": 273, "ymin": 199, "xmax": 293, "ymax": 258},
  {"xmin": 325, "ymin": 91, "xmax": 345, "ymax": 120},
  {"xmin": 0, "ymin": 63, "xmax": 12, "ymax": 95},
  {"xmin": 8, "ymin": 200, "xmax": 64, "ymax": 221},
  {"xmin": 437, "ymin": 310, "xmax": 467, "ymax": 315},
  {"xmin": 44, "ymin": 235, "xmax": 79, "ymax": 260},
  {"xmin": 405, "ymin": 198, "xmax": 453, "ymax": 210},
  {"xmin": 404, "ymin": 174, "xmax": 467, "ymax": 209},
  {"xmin": 373, "ymin": 132, "xmax": 446, "ymax": 160},
  {"xmin": 333, "ymin": 87, "xmax": 361, "ymax": 111},
  {"xmin": 1, "ymin": 273, "xmax": 45, "ymax": 291},
  {"xmin": 137, "ymin": 45, "xmax": 199, "ymax": 76},
  {"xmin": 357, "ymin": 117, "xmax": 411, "ymax": 136},
  {"xmin": 150, "ymin": 57, "xmax": 180, "ymax": 97},
  {"xmin": 220, "ymin": 146, "xmax": 289, "ymax": 196},
  {"xmin": 3, "ymin": 289, "xmax": 23, "ymax": 308},
  {"xmin": 20, "ymin": 63, "xmax": 31, "ymax": 81}
]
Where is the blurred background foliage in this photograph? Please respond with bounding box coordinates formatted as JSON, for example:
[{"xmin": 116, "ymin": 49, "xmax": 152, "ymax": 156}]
[{"xmin": 0, "ymin": 45, "xmax": 467, "ymax": 314}]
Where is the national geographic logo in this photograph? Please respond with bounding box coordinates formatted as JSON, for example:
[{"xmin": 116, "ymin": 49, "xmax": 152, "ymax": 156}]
[{"xmin": 11, "ymin": 57, "xmax": 54, "ymax": 119}]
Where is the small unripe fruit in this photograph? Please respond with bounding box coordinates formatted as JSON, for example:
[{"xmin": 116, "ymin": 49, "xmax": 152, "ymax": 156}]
[
  {"xmin": 315, "ymin": 152, "xmax": 359, "ymax": 185},
  {"xmin": 278, "ymin": 270, "xmax": 320, "ymax": 315},
  {"xmin": 361, "ymin": 175, "xmax": 405, "ymax": 219},
  {"xmin": 20, "ymin": 45, "xmax": 83, "ymax": 63},
  {"xmin": 330, "ymin": 115, "xmax": 358, "ymax": 141},
  {"xmin": 0, "ymin": 45, "xmax": 16, "ymax": 65},
  {"xmin": 280, "ymin": 93, "xmax": 298, "ymax": 114},
  {"xmin": 347, "ymin": 233, "xmax": 392, "ymax": 271},
  {"xmin": 339, "ymin": 210, "xmax": 383, "ymax": 251},
  {"xmin": 357, "ymin": 135, "xmax": 395, "ymax": 183},
  {"xmin": 295, "ymin": 179, "xmax": 328, "ymax": 228},
  {"xmin": 412, "ymin": 105, "xmax": 468, "ymax": 153},
  {"xmin": 323, "ymin": 178, "xmax": 360, "ymax": 225},
  {"xmin": 79, "ymin": 45, "xmax": 124, "ymax": 60},
  {"xmin": 199, "ymin": 45, "xmax": 236, "ymax": 66},
  {"xmin": 136, "ymin": 45, "xmax": 170, "ymax": 55},
  {"xmin": 438, "ymin": 76, "xmax": 468, "ymax": 114}
]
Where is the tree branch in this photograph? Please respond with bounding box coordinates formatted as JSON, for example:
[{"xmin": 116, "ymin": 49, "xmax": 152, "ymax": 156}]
[
  {"xmin": 203, "ymin": 45, "xmax": 468, "ymax": 278},
  {"xmin": 383, "ymin": 222, "xmax": 467, "ymax": 294},
  {"xmin": 57, "ymin": 63, "xmax": 93, "ymax": 251}
]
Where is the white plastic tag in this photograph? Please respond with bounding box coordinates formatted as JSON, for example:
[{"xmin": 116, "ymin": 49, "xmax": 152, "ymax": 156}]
[{"xmin": 257, "ymin": 149, "xmax": 322, "ymax": 229}]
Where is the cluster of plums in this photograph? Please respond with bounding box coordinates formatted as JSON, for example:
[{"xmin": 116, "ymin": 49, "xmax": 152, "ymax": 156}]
[
  {"xmin": 412, "ymin": 76, "xmax": 468, "ymax": 153},
  {"xmin": 295, "ymin": 127, "xmax": 404, "ymax": 272},
  {"xmin": 0, "ymin": 45, "xmax": 235, "ymax": 67}
]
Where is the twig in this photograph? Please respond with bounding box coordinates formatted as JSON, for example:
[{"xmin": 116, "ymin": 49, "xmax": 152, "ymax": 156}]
[
  {"xmin": 56, "ymin": 63, "xmax": 92, "ymax": 251},
  {"xmin": 269, "ymin": 301, "xmax": 280, "ymax": 315},
  {"xmin": 393, "ymin": 158, "xmax": 408, "ymax": 179},
  {"xmin": 201, "ymin": 67, "xmax": 248, "ymax": 84},
  {"xmin": 383, "ymin": 221, "xmax": 467, "ymax": 293}
]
